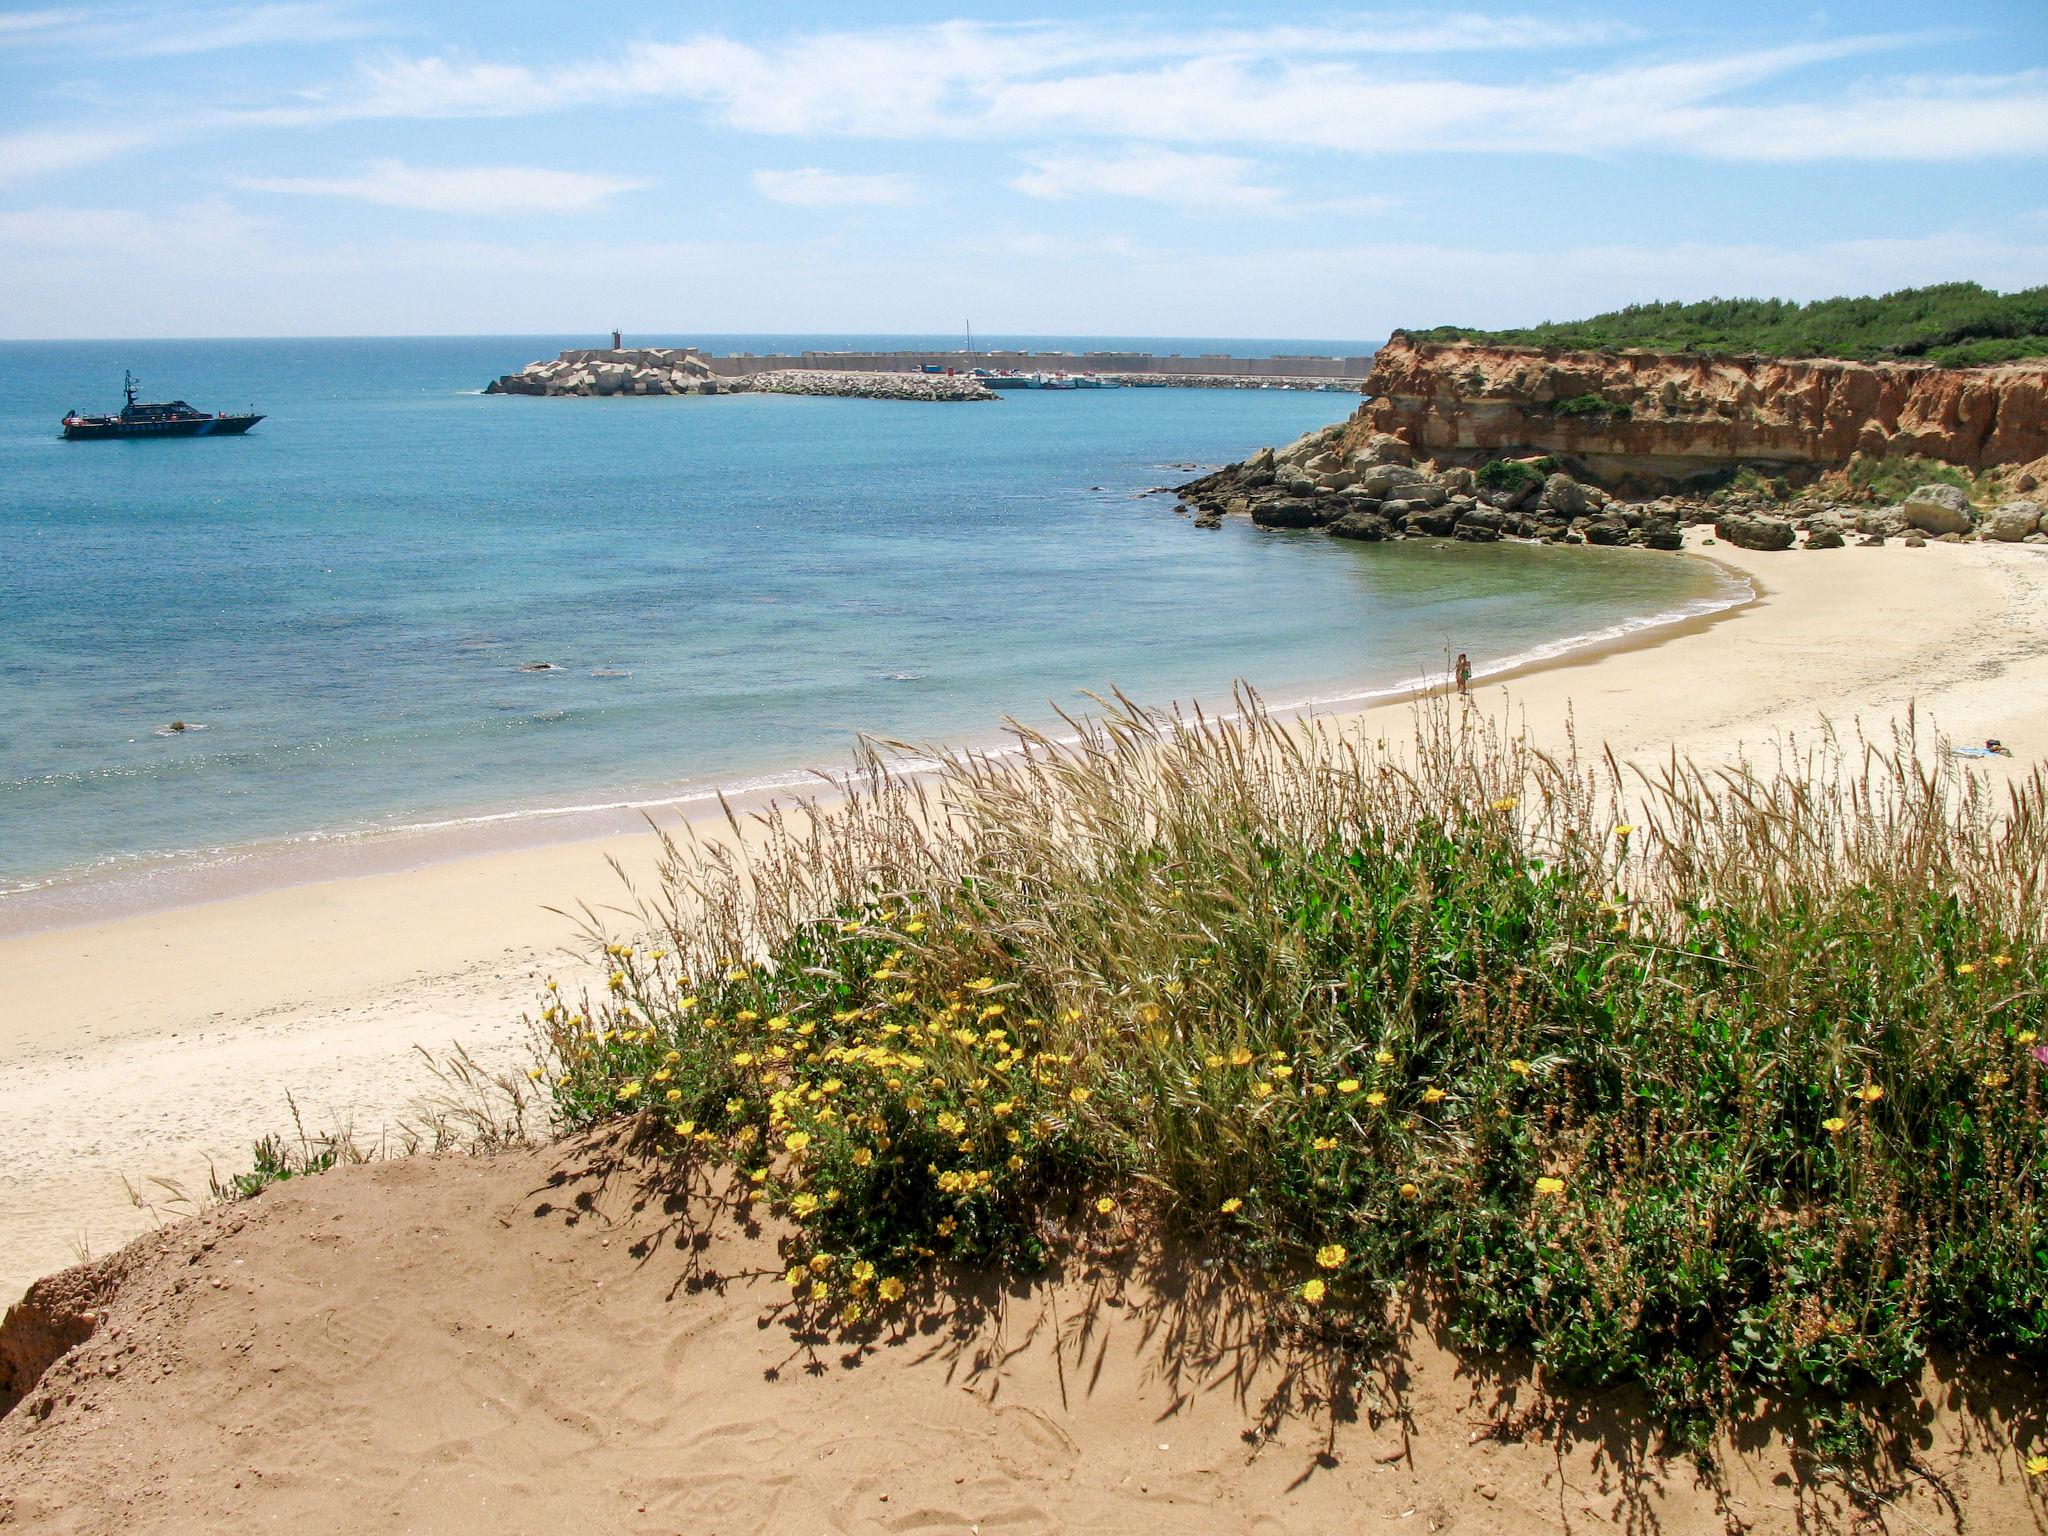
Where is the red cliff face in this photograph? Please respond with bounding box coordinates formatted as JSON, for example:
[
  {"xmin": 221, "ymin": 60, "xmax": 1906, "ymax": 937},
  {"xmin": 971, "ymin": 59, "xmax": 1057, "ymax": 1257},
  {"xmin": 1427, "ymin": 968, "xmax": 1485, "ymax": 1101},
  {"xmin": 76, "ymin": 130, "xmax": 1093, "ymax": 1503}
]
[{"xmin": 1352, "ymin": 336, "xmax": 2048, "ymax": 486}]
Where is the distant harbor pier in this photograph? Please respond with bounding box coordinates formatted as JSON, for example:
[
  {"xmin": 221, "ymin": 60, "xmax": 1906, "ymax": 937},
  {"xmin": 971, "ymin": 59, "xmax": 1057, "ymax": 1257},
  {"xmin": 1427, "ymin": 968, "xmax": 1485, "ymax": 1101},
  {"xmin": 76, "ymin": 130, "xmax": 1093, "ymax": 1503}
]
[{"xmin": 485, "ymin": 342, "xmax": 1374, "ymax": 401}]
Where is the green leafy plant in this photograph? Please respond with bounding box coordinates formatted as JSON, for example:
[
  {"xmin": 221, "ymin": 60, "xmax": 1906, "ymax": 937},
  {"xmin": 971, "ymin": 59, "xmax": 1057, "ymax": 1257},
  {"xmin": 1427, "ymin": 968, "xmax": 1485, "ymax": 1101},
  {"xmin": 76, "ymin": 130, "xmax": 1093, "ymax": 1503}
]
[{"xmin": 543, "ymin": 698, "xmax": 2048, "ymax": 1448}]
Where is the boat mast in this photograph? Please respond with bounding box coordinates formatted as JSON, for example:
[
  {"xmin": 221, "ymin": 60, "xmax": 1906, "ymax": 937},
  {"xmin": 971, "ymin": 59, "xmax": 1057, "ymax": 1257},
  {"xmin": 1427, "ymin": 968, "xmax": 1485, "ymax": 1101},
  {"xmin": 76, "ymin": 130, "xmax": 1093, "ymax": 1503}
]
[{"xmin": 124, "ymin": 369, "xmax": 138, "ymax": 408}]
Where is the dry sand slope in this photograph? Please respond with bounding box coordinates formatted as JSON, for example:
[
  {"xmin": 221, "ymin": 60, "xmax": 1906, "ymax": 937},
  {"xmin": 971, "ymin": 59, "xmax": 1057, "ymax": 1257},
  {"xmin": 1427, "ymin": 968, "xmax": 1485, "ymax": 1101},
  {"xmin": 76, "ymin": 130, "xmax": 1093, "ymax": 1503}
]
[{"xmin": 5, "ymin": 1133, "xmax": 2042, "ymax": 1535}]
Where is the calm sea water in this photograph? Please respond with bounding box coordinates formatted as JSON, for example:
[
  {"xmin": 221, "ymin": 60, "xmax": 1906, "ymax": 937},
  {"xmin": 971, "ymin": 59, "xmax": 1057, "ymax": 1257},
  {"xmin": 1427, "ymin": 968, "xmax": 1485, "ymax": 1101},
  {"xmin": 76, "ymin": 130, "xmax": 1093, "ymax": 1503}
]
[{"xmin": 0, "ymin": 336, "xmax": 1742, "ymax": 928}]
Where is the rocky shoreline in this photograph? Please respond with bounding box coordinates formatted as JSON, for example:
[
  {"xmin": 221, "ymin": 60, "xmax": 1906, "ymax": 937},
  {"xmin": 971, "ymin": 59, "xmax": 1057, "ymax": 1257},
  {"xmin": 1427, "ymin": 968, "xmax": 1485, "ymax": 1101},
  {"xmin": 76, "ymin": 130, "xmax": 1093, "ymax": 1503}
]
[{"xmin": 1177, "ymin": 423, "xmax": 2048, "ymax": 554}]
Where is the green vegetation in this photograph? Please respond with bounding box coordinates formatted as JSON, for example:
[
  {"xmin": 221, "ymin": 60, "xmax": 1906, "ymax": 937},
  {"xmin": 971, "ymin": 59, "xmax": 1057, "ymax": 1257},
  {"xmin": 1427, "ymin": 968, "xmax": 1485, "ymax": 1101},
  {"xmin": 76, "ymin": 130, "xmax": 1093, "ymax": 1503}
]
[
  {"xmin": 546, "ymin": 700, "xmax": 2048, "ymax": 1449},
  {"xmin": 1552, "ymin": 392, "xmax": 1632, "ymax": 420},
  {"xmin": 1839, "ymin": 452, "xmax": 2005, "ymax": 505},
  {"xmin": 1409, "ymin": 282, "xmax": 2048, "ymax": 366},
  {"xmin": 1473, "ymin": 457, "xmax": 1552, "ymax": 494}
]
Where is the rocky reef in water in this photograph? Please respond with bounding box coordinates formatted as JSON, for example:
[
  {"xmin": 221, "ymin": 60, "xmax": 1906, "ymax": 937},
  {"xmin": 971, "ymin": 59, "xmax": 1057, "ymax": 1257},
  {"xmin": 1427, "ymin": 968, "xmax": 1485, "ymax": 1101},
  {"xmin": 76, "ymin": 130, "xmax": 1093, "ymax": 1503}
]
[
  {"xmin": 484, "ymin": 349, "xmax": 994, "ymax": 402},
  {"xmin": 1352, "ymin": 335, "xmax": 2048, "ymax": 489},
  {"xmin": 1176, "ymin": 424, "xmax": 2048, "ymax": 555}
]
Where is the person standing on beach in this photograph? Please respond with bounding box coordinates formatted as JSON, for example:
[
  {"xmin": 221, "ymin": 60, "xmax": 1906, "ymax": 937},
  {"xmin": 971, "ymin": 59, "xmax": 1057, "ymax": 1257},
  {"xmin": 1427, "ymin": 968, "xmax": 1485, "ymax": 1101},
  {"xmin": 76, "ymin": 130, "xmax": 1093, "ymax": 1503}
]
[{"xmin": 1455, "ymin": 652, "xmax": 1472, "ymax": 695}]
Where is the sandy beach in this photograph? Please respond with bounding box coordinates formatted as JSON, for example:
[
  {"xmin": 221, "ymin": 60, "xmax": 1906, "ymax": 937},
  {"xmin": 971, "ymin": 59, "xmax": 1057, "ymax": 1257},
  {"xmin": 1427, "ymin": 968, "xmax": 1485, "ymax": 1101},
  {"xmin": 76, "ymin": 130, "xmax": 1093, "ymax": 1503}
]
[{"xmin": 4, "ymin": 530, "xmax": 2046, "ymax": 1307}]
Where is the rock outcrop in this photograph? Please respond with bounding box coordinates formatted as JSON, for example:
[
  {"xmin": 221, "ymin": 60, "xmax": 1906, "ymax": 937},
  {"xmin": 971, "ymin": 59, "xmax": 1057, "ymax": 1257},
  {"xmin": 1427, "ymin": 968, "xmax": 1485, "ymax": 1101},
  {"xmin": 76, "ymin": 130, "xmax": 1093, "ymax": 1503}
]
[
  {"xmin": 1350, "ymin": 335, "xmax": 2048, "ymax": 487},
  {"xmin": 1172, "ymin": 415, "xmax": 2048, "ymax": 559}
]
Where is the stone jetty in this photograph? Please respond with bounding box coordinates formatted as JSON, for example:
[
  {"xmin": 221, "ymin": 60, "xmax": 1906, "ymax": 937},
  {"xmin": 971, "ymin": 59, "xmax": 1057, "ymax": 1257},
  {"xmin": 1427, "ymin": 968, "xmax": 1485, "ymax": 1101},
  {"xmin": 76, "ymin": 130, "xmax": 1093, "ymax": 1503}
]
[
  {"xmin": 485, "ymin": 342, "xmax": 1370, "ymax": 401},
  {"xmin": 484, "ymin": 348, "xmax": 992, "ymax": 402}
]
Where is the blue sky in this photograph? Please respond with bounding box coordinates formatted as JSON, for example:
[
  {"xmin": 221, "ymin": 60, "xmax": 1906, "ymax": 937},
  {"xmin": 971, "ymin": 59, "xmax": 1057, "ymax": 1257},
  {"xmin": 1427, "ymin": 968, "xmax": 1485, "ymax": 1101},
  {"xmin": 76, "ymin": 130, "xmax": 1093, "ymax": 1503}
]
[{"xmin": 1, "ymin": 0, "xmax": 2044, "ymax": 338}]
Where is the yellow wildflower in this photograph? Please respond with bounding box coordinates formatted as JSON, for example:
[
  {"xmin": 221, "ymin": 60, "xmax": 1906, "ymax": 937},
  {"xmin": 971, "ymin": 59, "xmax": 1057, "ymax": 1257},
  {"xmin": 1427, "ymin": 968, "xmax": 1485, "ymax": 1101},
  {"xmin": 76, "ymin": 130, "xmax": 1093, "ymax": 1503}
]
[
  {"xmin": 1822, "ymin": 1116, "xmax": 1846, "ymax": 1133},
  {"xmin": 617, "ymin": 1082, "xmax": 643, "ymax": 1101},
  {"xmin": 851, "ymin": 1260, "xmax": 875, "ymax": 1283},
  {"xmin": 785, "ymin": 1265, "xmax": 804, "ymax": 1288},
  {"xmin": 1312, "ymin": 1136, "xmax": 1337, "ymax": 1152},
  {"xmin": 1398, "ymin": 1181, "xmax": 1420, "ymax": 1199},
  {"xmin": 1374, "ymin": 1049, "xmax": 1394, "ymax": 1066},
  {"xmin": 1421, "ymin": 1087, "xmax": 1446, "ymax": 1104},
  {"xmin": 2026, "ymin": 1454, "xmax": 2048, "ymax": 1477},
  {"xmin": 1991, "ymin": 953, "xmax": 2011, "ymax": 968},
  {"xmin": 1983, "ymin": 1071, "xmax": 2011, "ymax": 1089},
  {"xmin": 1857, "ymin": 1084, "xmax": 1885, "ymax": 1103},
  {"xmin": 1508, "ymin": 1059, "xmax": 1532, "ymax": 1076},
  {"xmin": 1336, "ymin": 1078, "xmax": 1361, "ymax": 1094},
  {"xmin": 878, "ymin": 1277, "xmax": 906, "ymax": 1303},
  {"xmin": 1957, "ymin": 962, "xmax": 1977, "ymax": 975},
  {"xmin": 1490, "ymin": 795, "xmax": 1518, "ymax": 811},
  {"xmin": 2017, "ymin": 1030, "xmax": 2038, "ymax": 1045},
  {"xmin": 1220, "ymin": 1197, "xmax": 1243, "ymax": 1214},
  {"xmin": 936, "ymin": 1217, "xmax": 957, "ymax": 1236},
  {"xmin": 791, "ymin": 1193, "xmax": 820, "ymax": 1218},
  {"xmin": 1229, "ymin": 1047, "xmax": 1254, "ymax": 1067},
  {"xmin": 1299, "ymin": 1278, "xmax": 1327, "ymax": 1304},
  {"xmin": 1095, "ymin": 1196, "xmax": 1116, "ymax": 1214},
  {"xmin": 1534, "ymin": 1176, "xmax": 1566, "ymax": 1196},
  {"xmin": 1365, "ymin": 1091, "xmax": 1387, "ymax": 1107},
  {"xmin": 784, "ymin": 1130, "xmax": 812, "ymax": 1153},
  {"xmin": 1069, "ymin": 1087, "xmax": 1091, "ymax": 1104},
  {"xmin": 1315, "ymin": 1243, "xmax": 1346, "ymax": 1269},
  {"xmin": 1251, "ymin": 1082, "xmax": 1275, "ymax": 1100},
  {"xmin": 809, "ymin": 1280, "xmax": 829, "ymax": 1302}
]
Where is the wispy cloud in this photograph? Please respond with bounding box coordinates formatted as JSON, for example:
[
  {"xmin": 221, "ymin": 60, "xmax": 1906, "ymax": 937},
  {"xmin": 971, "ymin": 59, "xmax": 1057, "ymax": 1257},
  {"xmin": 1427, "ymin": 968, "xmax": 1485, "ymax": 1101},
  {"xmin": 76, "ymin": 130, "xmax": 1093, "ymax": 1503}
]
[
  {"xmin": 751, "ymin": 167, "xmax": 920, "ymax": 207},
  {"xmin": 0, "ymin": 125, "xmax": 158, "ymax": 187},
  {"xmin": 299, "ymin": 22, "xmax": 2047, "ymax": 163},
  {"xmin": 233, "ymin": 160, "xmax": 645, "ymax": 215},
  {"xmin": 0, "ymin": 1, "xmax": 378, "ymax": 56},
  {"xmin": 1012, "ymin": 147, "xmax": 1288, "ymax": 211},
  {"xmin": 1010, "ymin": 145, "xmax": 1392, "ymax": 215}
]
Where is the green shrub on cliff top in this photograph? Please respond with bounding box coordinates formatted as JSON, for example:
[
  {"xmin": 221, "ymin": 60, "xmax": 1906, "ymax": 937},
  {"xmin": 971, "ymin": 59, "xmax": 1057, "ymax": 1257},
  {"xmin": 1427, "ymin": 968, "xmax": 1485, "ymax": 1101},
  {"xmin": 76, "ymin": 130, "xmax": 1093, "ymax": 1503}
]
[
  {"xmin": 1409, "ymin": 281, "xmax": 2048, "ymax": 366},
  {"xmin": 544, "ymin": 698, "xmax": 2048, "ymax": 1450}
]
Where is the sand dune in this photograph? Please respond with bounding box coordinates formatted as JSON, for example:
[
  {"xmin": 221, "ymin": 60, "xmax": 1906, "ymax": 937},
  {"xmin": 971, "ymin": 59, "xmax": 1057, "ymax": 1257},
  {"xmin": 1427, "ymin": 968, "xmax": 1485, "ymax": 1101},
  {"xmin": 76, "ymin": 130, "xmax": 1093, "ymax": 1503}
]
[{"xmin": 6, "ymin": 1131, "xmax": 2038, "ymax": 1534}]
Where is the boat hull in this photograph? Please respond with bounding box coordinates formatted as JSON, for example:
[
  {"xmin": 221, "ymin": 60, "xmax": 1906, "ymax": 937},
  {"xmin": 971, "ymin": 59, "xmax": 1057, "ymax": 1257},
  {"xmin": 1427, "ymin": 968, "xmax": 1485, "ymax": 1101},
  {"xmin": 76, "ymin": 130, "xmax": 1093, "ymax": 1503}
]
[{"xmin": 62, "ymin": 413, "xmax": 263, "ymax": 441}]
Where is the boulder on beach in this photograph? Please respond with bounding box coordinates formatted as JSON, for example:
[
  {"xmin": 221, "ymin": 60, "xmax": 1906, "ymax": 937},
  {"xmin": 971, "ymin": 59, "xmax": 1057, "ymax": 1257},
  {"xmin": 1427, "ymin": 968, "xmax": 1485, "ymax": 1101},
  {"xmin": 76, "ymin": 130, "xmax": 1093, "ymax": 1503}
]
[
  {"xmin": 1982, "ymin": 500, "xmax": 2044, "ymax": 542},
  {"xmin": 1714, "ymin": 513, "xmax": 1796, "ymax": 551},
  {"xmin": 1805, "ymin": 526, "xmax": 1847, "ymax": 549},
  {"xmin": 1901, "ymin": 483, "xmax": 1974, "ymax": 536}
]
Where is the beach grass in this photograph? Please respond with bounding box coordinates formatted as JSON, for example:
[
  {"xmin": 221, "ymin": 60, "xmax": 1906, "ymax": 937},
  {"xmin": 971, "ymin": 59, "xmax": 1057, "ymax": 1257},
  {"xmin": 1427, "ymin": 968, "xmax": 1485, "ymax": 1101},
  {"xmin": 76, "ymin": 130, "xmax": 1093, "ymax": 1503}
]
[{"xmin": 540, "ymin": 695, "xmax": 2048, "ymax": 1448}]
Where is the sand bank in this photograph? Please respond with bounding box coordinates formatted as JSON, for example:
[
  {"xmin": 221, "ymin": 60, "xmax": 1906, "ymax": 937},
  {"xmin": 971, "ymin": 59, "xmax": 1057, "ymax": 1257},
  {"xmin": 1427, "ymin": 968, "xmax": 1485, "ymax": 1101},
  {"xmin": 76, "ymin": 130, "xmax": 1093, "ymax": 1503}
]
[
  {"xmin": 3, "ymin": 533, "xmax": 2045, "ymax": 1304},
  {"xmin": 7, "ymin": 1129, "xmax": 2037, "ymax": 1534}
]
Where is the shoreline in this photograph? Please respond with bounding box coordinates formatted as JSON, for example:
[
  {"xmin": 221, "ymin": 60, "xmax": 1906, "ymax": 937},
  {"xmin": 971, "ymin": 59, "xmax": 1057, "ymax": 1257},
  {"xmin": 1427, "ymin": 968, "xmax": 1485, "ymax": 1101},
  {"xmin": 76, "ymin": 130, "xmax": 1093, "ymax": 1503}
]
[
  {"xmin": 0, "ymin": 544, "xmax": 1748, "ymax": 941},
  {"xmin": 4, "ymin": 532, "xmax": 2045, "ymax": 1303}
]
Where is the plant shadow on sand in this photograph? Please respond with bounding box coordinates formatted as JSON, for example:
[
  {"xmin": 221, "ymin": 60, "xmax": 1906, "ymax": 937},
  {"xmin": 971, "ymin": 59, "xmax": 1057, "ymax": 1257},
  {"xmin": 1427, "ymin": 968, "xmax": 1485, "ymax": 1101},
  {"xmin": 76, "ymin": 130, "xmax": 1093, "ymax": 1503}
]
[{"xmin": 527, "ymin": 1120, "xmax": 2045, "ymax": 1534}]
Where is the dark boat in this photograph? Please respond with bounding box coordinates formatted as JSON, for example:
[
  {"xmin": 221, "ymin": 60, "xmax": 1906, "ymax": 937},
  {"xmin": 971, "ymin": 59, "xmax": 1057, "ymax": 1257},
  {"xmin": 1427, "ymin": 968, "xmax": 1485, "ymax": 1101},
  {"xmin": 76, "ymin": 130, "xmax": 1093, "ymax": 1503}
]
[{"xmin": 61, "ymin": 372, "xmax": 262, "ymax": 440}]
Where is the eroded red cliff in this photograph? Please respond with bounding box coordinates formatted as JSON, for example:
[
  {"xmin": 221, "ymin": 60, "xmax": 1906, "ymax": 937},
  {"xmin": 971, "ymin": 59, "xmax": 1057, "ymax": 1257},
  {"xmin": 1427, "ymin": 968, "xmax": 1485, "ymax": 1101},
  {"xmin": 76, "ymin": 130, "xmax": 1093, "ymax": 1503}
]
[{"xmin": 1352, "ymin": 336, "xmax": 2048, "ymax": 485}]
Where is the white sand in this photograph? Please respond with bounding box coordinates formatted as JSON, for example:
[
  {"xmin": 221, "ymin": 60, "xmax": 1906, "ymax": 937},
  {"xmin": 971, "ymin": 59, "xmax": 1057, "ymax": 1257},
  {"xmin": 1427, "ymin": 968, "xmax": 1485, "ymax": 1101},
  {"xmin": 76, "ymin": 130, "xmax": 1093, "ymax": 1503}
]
[{"xmin": 5, "ymin": 532, "xmax": 2045, "ymax": 1303}]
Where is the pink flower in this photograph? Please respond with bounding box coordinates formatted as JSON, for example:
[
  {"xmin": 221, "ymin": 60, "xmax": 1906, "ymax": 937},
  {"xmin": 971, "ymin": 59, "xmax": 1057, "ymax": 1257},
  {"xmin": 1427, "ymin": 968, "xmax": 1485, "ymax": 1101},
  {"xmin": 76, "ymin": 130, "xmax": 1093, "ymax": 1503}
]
[{"xmin": 2033, "ymin": 1044, "xmax": 2048, "ymax": 1068}]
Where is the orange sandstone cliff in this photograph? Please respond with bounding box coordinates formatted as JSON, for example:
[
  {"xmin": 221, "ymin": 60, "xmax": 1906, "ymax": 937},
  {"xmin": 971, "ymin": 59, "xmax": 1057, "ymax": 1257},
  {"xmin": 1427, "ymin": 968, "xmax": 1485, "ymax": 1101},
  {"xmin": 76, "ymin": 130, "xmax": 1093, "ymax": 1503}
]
[{"xmin": 1351, "ymin": 335, "xmax": 2048, "ymax": 486}]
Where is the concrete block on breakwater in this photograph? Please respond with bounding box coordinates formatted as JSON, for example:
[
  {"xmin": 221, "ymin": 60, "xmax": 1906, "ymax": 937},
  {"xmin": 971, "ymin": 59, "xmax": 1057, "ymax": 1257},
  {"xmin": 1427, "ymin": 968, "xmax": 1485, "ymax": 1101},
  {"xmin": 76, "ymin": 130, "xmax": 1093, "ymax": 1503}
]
[{"xmin": 484, "ymin": 344, "xmax": 1373, "ymax": 401}]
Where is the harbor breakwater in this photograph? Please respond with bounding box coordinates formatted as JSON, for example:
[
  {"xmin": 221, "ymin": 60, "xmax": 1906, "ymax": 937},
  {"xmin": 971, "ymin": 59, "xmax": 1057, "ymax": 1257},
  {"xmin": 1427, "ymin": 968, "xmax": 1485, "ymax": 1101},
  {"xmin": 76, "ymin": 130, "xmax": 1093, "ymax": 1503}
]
[{"xmin": 485, "ymin": 344, "xmax": 1371, "ymax": 400}]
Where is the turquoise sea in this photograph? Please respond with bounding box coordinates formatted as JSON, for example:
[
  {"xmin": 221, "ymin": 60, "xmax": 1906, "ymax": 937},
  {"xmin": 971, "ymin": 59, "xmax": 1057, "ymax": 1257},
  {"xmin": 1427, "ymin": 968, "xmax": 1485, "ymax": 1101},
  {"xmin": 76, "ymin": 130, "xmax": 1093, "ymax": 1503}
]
[{"xmin": 0, "ymin": 335, "xmax": 1744, "ymax": 930}]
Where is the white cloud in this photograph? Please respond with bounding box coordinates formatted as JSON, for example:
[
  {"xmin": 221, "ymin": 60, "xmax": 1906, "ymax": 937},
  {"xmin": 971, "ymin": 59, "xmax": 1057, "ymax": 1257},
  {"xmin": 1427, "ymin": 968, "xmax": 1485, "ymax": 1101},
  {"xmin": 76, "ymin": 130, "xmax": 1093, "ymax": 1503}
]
[
  {"xmin": 299, "ymin": 23, "xmax": 2048, "ymax": 164},
  {"xmin": 1010, "ymin": 145, "xmax": 1392, "ymax": 215},
  {"xmin": 751, "ymin": 167, "xmax": 921, "ymax": 207},
  {"xmin": 233, "ymin": 160, "xmax": 645, "ymax": 215},
  {"xmin": 1012, "ymin": 147, "xmax": 1286, "ymax": 211},
  {"xmin": 0, "ymin": 125, "xmax": 158, "ymax": 187},
  {"xmin": 0, "ymin": 1, "xmax": 378, "ymax": 55}
]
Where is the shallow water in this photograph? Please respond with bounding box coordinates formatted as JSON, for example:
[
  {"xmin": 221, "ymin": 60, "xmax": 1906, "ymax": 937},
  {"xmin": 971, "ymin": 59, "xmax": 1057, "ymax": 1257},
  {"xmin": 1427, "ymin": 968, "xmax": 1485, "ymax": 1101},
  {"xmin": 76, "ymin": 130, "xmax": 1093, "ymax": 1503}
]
[{"xmin": 0, "ymin": 336, "xmax": 1741, "ymax": 924}]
